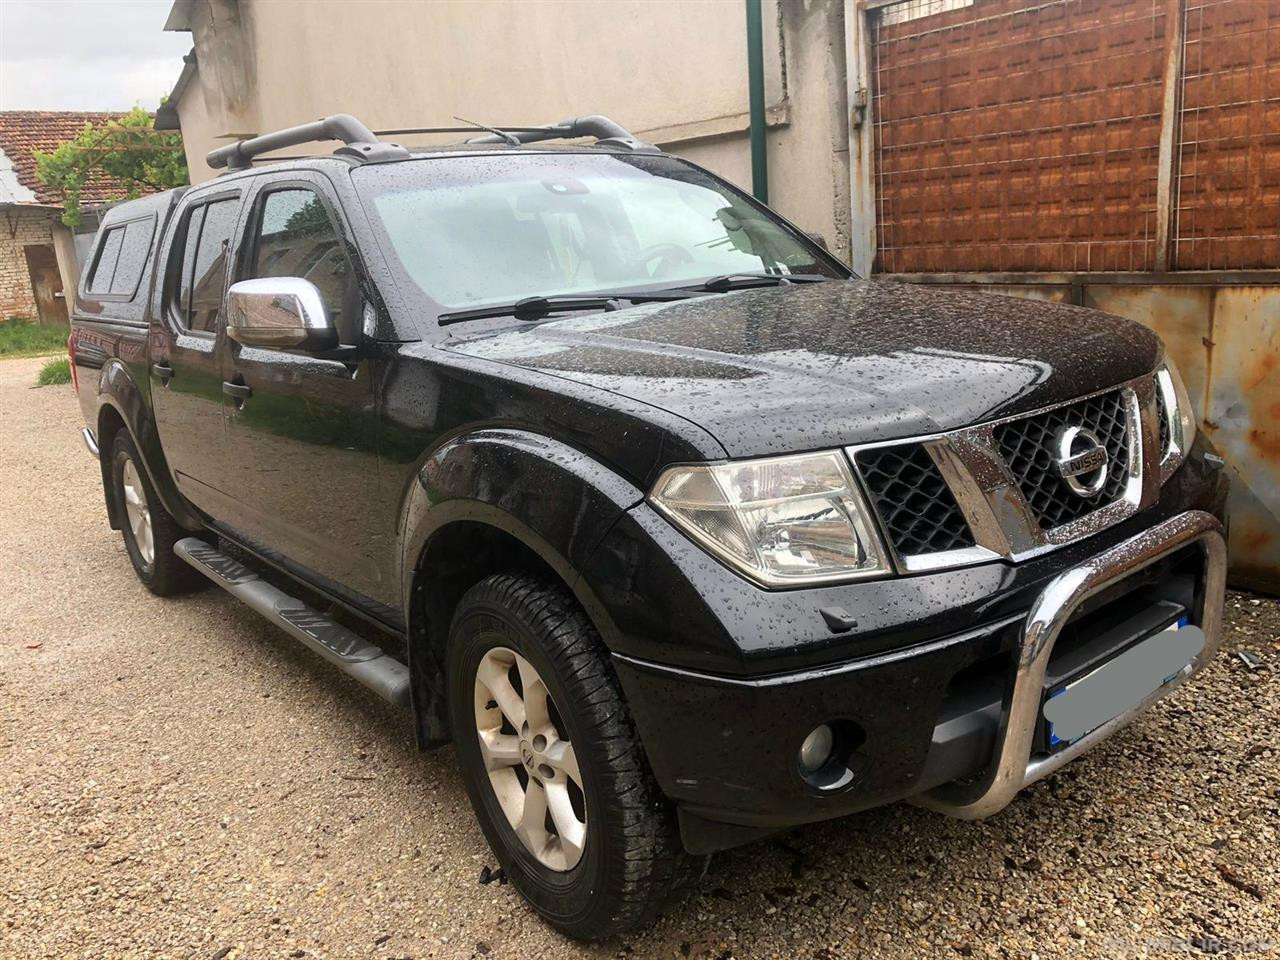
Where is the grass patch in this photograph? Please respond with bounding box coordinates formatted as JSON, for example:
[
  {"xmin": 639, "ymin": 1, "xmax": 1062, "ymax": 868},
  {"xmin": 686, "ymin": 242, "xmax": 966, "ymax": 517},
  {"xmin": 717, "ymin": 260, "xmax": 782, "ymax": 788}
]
[
  {"xmin": 36, "ymin": 357, "xmax": 71, "ymax": 386},
  {"xmin": 0, "ymin": 318, "xmax": 68, "ymax": 359}
]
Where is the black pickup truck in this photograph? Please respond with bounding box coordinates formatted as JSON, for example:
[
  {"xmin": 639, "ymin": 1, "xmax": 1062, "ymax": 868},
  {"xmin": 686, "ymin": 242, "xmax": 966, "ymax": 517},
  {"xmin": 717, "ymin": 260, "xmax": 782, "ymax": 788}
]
[{"xmin": 69, "ymin": 114, "xmax": 1229, "ymax": 939}]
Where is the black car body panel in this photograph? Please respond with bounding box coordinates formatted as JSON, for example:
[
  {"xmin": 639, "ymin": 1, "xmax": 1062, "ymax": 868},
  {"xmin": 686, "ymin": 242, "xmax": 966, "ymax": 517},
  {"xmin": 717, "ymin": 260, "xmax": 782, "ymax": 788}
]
[
  {"xmin": 71, "ymin": 189, "xmax": 203, "ymax": 532},
  {"xmin": 67, "ymin": 145, "xmax": 1228, "ymax": 858},
  {"xmin": 442, "ymin": 280, "xmax": 1162, "ymax": 456}
]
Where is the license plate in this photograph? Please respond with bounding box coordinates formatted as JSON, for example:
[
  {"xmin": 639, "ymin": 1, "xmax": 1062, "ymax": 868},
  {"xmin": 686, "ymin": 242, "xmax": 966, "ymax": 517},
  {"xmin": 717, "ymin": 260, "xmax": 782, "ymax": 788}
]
[{"xmin": 1043, "ymin": 617, "xmax": 1203, "ymax": 749}]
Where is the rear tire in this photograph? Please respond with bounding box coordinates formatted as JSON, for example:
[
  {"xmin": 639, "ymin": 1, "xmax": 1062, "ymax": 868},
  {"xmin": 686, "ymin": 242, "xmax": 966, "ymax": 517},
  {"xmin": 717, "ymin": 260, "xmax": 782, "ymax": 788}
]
[
  {"xmin": 447, "ymin": 573, "xmax": 690, "ymax": 939},
  {"xmin": 109, "ymin": 431, "xmax": 201, "ymax": 597}
]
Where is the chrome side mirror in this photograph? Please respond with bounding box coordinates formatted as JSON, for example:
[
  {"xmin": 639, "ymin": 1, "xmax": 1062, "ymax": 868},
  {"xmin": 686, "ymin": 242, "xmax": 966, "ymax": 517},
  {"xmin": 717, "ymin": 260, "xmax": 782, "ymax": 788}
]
[{"xmin": 226, "ymin": 277, "xmax": 337, "ymax": 350}]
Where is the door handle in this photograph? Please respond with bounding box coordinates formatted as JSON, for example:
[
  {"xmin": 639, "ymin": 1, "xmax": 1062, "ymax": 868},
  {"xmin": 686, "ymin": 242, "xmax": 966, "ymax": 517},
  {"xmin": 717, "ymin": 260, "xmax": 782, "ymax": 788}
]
[
  {"xmin": 151, "ymin": 362, "xmax": 174, "ymax": 384},
  {"xmin": 222, "ymin": 380, "xmax": 253, "ymax": 401}
]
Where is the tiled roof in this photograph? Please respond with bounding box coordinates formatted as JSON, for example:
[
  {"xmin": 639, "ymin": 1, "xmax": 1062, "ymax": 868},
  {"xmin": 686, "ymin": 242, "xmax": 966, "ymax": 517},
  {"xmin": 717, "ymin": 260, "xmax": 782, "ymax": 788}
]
[{"xmin": 0, "ymin": 111, "xmax": 158, "ymax": 206}]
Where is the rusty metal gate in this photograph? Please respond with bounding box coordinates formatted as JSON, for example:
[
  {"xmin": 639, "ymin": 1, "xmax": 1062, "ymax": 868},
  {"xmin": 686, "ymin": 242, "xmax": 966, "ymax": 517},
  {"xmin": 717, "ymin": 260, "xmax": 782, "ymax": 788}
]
[{"xmin": 846, "ymin": 0, "xmax": 1280, "ymax": 590}]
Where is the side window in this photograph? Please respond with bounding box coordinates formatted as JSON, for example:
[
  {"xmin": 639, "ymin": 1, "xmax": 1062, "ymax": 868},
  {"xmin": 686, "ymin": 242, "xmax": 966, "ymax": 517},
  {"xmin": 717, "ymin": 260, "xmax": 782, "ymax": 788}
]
[
  {"xmin": 109, "ymin": 219, "xmax": 156, "ymax": 297},
  {"xmin": 86, "ymin": 218, "xmax": 156, "ymax": 299},
  {"xmin": 247, "ymin": 188, "xmax": 359, "ymax": 341},
  {"xmin": 167, "ymin": 198, "xmax": 239, "ymax": 333},
  {"xmin": 177, "ymin": 205, "xmax": 207, "ymax": 320},
  {"xmin": 188, "ymin": 200, "xmax": 240, "ymax": 333},
  {"xmin": 86, "ymin": 226, "xmax": 125, "ymax": 295}
]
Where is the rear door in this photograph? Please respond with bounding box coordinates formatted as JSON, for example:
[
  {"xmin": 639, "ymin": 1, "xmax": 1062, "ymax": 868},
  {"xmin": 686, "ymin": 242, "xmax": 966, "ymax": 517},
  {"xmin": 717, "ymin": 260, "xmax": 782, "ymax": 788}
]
[
  {"xmin": 218, "ymin": 172, "xmax": 388, "ymax": 600},
  {"xmin": 149, "ymin": 188, "xmax": 243, "ymax": 513}
]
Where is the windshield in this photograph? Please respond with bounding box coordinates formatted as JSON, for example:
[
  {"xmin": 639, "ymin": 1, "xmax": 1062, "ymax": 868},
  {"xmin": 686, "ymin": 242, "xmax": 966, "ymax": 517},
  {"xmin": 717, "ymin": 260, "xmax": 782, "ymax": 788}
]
[{"xmin": 352, "ymin": 153, "xmax": 846, "ymax": 312}]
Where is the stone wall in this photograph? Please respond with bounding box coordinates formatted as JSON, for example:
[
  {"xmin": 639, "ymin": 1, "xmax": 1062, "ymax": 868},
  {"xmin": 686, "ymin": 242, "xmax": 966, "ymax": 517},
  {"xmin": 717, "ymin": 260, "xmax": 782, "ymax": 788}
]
[{"xmin": 0, "ymin": 208, "xmax": 58, "ymax": 319}]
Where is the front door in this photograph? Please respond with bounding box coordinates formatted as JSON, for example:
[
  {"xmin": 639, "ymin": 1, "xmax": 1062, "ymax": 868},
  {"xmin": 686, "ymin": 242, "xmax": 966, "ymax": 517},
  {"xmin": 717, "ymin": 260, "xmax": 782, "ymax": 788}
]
[
  {"xmin": 149, "ymin": 190, "xmax": 242, "ymax": 514},
  {"xmin": 24, "ymin": 244, "xmax": 67, "ymax": 325},
  {"xmin": 220, "ymin": 176, "xmax": 388, "ymax": 601}
]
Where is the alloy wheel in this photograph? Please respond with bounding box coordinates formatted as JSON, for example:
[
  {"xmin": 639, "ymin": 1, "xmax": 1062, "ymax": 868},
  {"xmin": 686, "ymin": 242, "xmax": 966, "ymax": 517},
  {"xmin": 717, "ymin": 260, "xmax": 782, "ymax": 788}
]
[
  {"xmin": 473, "ymin": 646, "xmax": 587, "ymax": 870},
  {"xmin": 121, "ymin": 457, "xmax": 154, "ymax": 567}
]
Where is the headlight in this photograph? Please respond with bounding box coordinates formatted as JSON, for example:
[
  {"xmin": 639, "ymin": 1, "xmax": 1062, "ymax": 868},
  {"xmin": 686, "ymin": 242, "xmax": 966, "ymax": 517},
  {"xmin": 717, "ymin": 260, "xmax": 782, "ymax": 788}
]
[
  {"xmin": 1156, "ymin": 357, "xmax": 1196, "ymax": 471},
  {"xmin": 649, "ymin": 451, "xmax": 890, "ymax": 586}
]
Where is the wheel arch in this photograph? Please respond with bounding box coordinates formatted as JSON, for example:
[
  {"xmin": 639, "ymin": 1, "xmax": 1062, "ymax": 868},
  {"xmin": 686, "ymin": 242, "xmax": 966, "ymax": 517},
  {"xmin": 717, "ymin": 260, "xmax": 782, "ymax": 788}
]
[
  {"xmin": 94, "ymin": 360, "xmax": 202, "ymax": 532},
  {"xmin": 399, "ymin": 429, "xmax": 643, "ymax": 747},
  {"xmin": 95, "ymin": 402, "xmax": 129, "ymax": 529}
]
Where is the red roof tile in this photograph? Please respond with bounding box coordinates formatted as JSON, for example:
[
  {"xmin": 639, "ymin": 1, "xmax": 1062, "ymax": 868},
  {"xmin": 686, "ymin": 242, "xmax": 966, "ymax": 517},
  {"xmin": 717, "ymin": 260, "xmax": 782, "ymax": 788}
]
[{"xmin": 0, "ymin": 111, "xmax": 164, "ymax": 206}]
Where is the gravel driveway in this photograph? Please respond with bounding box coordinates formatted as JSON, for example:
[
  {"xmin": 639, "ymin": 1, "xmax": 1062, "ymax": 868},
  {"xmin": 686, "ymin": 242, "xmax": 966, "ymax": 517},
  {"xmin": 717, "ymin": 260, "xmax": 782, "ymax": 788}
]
[{"xmin": 2, "ymin": 355, "xmax": 1276, "ymax": 960}]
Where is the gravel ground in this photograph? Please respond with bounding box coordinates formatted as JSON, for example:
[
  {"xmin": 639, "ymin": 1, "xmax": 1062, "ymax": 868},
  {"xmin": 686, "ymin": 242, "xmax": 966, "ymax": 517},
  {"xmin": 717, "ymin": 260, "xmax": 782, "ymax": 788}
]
[{"xmin": 1, "ymin": 355, "xmax": 1276, "ymax": 960}]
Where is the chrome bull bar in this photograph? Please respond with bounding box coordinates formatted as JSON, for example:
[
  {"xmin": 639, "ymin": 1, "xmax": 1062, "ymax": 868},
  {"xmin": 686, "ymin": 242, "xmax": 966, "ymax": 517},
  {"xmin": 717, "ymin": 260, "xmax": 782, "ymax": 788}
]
[{"xmin": 918, "ymin": 509, "xmax": 1227, "ymax": 820}]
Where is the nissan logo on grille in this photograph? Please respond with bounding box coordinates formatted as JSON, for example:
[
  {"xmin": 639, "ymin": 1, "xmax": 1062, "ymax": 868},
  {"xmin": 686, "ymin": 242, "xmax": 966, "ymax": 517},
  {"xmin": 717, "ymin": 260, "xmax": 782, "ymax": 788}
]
[{"xmin": 1053, "ymin": 426, "xmax": 1109, "ymax": 496}]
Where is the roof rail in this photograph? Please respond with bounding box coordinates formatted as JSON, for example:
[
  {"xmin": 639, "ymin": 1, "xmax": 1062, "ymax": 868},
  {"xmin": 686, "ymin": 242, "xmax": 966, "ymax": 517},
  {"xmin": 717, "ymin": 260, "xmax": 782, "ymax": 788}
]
[
  {"xmin": 206, "ymin": 114, "xmax": 408, "ymax": 171},
  {"xmin": 375, "ymin": 115, "xmax": 657, "ymax": 152},
  {"xmin": 205, "ymin": 113, "xmax": 657, "ymax": 171},
  {"xmin": 464, "ymin": 115, "xmax": 659, "ymax": 152}
]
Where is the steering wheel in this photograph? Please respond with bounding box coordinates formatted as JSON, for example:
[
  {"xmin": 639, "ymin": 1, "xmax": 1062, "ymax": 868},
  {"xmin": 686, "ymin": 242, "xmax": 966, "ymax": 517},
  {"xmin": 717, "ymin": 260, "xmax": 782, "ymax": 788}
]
[{"xmin": 639, "ymin": 242, "xmax": 694, "ymax": 279}]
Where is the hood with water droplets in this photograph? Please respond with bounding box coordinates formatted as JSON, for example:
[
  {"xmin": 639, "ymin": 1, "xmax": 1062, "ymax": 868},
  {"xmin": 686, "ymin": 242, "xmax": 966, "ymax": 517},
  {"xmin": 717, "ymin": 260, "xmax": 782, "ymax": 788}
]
[{"xmin": 443, "ymin": 279, "xmax": 1162, "ymax": 457}]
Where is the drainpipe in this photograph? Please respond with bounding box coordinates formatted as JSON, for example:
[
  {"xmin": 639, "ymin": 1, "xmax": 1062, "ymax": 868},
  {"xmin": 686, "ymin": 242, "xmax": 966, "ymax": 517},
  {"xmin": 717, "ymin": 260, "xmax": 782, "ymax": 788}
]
[{"xmin": 745, "ymin": 0, "xmax": 768, "ymax": 203}]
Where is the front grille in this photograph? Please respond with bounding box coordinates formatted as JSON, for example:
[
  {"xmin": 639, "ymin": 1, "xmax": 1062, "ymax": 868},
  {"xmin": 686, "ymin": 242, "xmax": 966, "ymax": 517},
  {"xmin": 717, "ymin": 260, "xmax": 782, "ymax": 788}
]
[
  {"xmin": 994, "ymin": 390, "xmax": 1131, "ymax": 530},
  {"xmin": 856, "ymin": 443, "xmax": 975, "ymax": 555}
]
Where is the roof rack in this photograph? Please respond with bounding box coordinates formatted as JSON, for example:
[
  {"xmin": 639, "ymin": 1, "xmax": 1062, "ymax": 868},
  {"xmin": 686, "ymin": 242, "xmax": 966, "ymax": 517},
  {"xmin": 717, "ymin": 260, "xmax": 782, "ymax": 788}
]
[
  {"xmin": 206, "ymin": 114, "xmax": 408, "ymax": 171},
  {"xmin": 374, "ymin": 115, "xmax": 657, "ymax": 152},
  {"xmin": 456, "ymin": 115, "xmax": 658, "ymax": 153},
  {"xmin": 206, "ymin": 112, "xmax": 658, "ymax": 171}
]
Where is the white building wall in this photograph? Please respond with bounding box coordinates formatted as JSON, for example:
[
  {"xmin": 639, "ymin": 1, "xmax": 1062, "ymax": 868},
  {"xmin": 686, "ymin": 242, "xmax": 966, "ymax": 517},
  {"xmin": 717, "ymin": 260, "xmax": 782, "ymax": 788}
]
[{"xmin": 170, "ymin": 0, "xmax": 853, "ymax": 260}]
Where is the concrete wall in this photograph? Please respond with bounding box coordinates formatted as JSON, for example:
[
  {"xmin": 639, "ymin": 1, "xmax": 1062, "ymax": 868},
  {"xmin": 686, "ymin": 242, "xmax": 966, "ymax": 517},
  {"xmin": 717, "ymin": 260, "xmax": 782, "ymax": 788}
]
[
  {"xmin": 50, "ymin": 222, "xmax": 80, "ymax": 307},
  {"xmin": 170, "ymin": 0, "xmax": 852, "ymax": 260},
  {"xmin": 0, "ymin": 208, "xmax": 58, "ymax": 319}
]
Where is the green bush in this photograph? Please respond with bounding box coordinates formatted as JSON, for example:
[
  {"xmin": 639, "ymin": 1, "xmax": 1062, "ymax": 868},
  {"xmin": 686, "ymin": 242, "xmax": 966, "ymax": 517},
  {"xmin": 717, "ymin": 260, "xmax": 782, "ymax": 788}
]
[
  {"xmin": 0, "ymin": 320, "xmax": 68, "ymax": 359},
  {"xmin": 36, "ymin": 357, "xmax": 71, "ymax": 386}
]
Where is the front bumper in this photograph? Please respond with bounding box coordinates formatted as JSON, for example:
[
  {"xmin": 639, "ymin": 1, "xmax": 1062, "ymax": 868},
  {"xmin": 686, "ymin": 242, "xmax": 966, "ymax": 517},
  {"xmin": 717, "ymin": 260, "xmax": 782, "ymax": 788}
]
[
  {"xmin": 915, "ymin": 509, "xmax": 1225, "ymax": 818},
  {"xmin": 613, "ymin": 510, "xmax": 1225, "ymax": 853},
  {"xmin": 588, "ymin": 432, "xmax": 1228, "ymax": 855},
  {"xmin": 597, "ymin": 441, "xmax": 1229, "ymax": 854}
]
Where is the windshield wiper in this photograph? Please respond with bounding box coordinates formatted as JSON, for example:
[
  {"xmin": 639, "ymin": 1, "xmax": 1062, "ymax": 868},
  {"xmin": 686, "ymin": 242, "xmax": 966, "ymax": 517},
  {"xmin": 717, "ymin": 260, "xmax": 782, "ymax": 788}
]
[
  {"xmin": 437, "ymin": 274, "xmax": 830, "ymax": 326},
  {"xmin": 438, "ymin": 290, "xmax": 696, "ymax": 327},
  {"xmin": 698, "ymin": 272, "xmax": 830, "ymax": 293}
]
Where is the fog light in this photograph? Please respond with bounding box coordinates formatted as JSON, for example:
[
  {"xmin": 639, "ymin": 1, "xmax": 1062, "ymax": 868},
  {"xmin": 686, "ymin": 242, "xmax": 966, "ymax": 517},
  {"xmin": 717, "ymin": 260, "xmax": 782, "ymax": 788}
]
[{"xmin": 798, "ymin": 724, "xmax": 834, "ymax": 773}]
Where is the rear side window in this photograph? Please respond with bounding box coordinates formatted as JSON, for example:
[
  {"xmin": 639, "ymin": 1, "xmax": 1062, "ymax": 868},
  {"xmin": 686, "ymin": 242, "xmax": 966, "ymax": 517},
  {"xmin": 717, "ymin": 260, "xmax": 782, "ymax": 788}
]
[
  {"xmin": 170, "ymin": 197, "xmax": 240, "ymax": 333},
  {"xmin": 86, "ymin": 228, "xmax": 124, "ymax": 295},
  {"xmin": 86, "ymin": 218, "xmax": 156, "ymax": 298}
]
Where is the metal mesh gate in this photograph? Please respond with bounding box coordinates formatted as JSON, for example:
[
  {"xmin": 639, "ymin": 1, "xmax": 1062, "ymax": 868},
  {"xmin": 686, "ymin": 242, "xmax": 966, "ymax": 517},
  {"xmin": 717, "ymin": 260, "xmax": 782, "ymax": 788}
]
[
  {"xmin": 869, "ymin": 0, "xmax": 1280, "ymax": 274},
  {"xmin": 1175, "ymin": 0, "xmax": 1280, "ymax": 269}
]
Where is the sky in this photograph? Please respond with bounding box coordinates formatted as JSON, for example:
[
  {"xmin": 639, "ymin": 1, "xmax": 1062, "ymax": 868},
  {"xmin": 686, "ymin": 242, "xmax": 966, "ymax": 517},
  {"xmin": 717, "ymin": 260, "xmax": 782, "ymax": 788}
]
[{"xmin": 0, "ymin": 0, "xmax": 190, "ymax": 111}]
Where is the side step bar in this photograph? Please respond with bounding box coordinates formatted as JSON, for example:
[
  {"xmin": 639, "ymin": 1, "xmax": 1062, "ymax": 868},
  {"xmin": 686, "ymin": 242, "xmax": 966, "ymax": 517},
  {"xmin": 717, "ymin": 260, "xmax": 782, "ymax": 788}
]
[{"xmin": 175, "ymin": 538, "xmax": 411, "ymax": 708}]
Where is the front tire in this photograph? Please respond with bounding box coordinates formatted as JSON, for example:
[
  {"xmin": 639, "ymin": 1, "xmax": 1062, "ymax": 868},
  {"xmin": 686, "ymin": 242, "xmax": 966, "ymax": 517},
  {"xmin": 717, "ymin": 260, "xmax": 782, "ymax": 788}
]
[
  {"xmin": 447, "ymin": 574, "xmax": 688, "ymax": 939},
  {"xmin": 109, "ymin": 431, "xmax": 201, "ymax": 597}
]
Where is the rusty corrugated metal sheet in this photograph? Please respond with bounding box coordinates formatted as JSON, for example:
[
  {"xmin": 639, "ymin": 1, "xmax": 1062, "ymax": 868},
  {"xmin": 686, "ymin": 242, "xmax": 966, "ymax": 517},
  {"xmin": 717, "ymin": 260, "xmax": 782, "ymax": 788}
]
[
  {"xmin": 1174, "ymin": 0, "xmax": 1280, "ymax": 269},
  {"xmin": 872, "ymin": 0, "xmax": 1169, "ymax": 273},
  {"xmin": 1083, "ymin": 285, "xmax": 1213, "ymax": 402},
  {"xmin": 1202, "ymin": 288, "xmax": 1280, "ymax": 590},
  {"xmin": 1071, "ymin": 282, "xmax": 1278, "ymax": 592}
]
